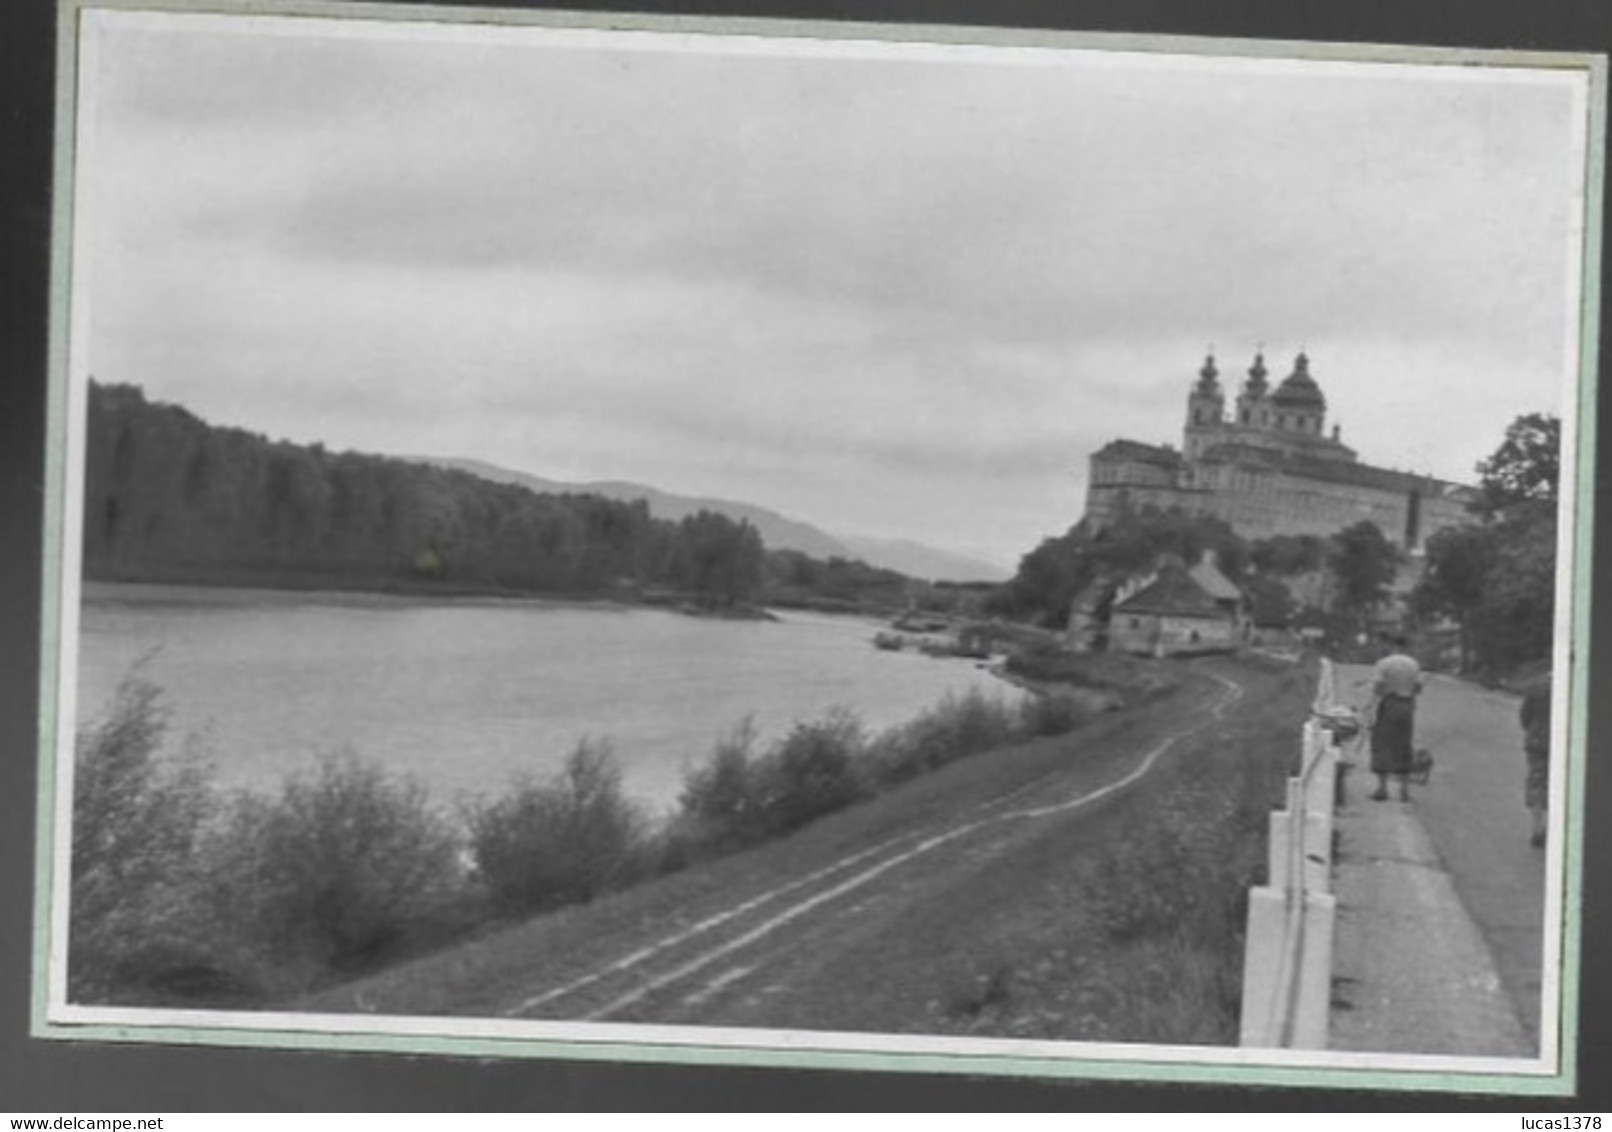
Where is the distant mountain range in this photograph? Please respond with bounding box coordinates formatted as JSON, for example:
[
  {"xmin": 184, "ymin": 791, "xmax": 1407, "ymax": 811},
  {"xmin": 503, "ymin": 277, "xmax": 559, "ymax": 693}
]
[{"xmin": 417, "ymin": 456, "xmax": 1012, "ymax": 583}]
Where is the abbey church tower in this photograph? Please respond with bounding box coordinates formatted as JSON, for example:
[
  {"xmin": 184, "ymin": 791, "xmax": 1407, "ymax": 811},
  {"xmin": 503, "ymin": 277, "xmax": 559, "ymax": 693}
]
[
  {"xmin": 1183, "ymin": 354, "xmax": 1226, "ymax": 459},
  {"xmin": 1235, "ymin": 352, "xmax": 1273, "ymax": 431},
  {"xmin": 1182, "ymin": 349, "xmax": 1353, "ymax": 465}
]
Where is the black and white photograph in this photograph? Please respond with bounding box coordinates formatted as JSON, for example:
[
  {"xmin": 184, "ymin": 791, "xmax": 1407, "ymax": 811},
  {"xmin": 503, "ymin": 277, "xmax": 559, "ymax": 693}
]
[{"xmin": 30, "ymin": 0, "xmax": 1602, "ymax": 1097}]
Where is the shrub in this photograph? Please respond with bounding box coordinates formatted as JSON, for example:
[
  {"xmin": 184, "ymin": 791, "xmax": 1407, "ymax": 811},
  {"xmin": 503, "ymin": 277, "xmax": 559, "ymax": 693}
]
[
  {"xmin": 69, "ymin": 676, "xmax": 228, "ymax": 1003},
  {"xmin": 1018, "ymin": 690, "xmax": 1087, "ymax": 737},
  {"xmin": 468, "ymin": 740, "xmax": 650, "ymax": 915},
  {"xmin": 1004, "ymin": 640, "xmax": 1097, "ymax": 685},
  {"xmin": 210, "ymin": 750, "xmax": 465, "ymax": 988},
  {"xmin": 861, "ymin": 726, "xmax": 925, "ymax": 787},
  {"xmin": 927, "ymin": 688, "xmax": 1017, "ymax": 760},
  {"xmin": 866, "ymin": 689, "xmax": 1021, "ymax": 784},
  {"xmin": 751, "ymin": 709, "xmax": 868, "ymax": 835},
  {"xmin": 672, "ymin": 718, "xmax": 765, "ymax": 857}
]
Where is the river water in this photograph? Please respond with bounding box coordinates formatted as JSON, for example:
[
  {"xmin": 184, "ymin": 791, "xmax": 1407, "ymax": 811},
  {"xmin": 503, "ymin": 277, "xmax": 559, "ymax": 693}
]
[{"xmin": 70, "ymin": 583, "xmax": 1020, "ymax": 814}]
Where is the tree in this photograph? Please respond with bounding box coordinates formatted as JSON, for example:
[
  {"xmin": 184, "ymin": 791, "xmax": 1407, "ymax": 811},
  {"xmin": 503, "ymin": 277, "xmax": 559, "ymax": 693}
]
[
  {"xmin": 1411, "ymin": 411, "xmax": 1561, "ymax": 675},
  {"xmin": 1327, "ymin": 521, "xmax": 1398, "ymax": 628},
  {"xmin": 1413, "ymin": 524, "xmax": 1498, "ymax": 669},
  {"xmin": 1469, "ymin": 411, "xmax": 1561, "ymax": 672},
  {"xmin": 214, "ymin": 751, "xmax": 464, "ymax": 979},
  {"xmin": 752, "ymin": 711, "xmax": 867, "ymax": 834},
  {"xmin": 996, "ymin": 527, "xmax": 1088, "ymax": 625},
  {"xmin": 676, "ymin": 511, "xmax": 766, "ymax": 608},
  {"xmin": 1474, "ymin": 412, "xmax": 1559, "ymax": 519},
  {"xmin": 70, "ymin": 676, "xmax": 218, "ymax": 1002},
  {"xmin": 1243, "ymin": 573, "xmax": 1297, "ymax": 629},
  {"xmin": 467, "ymin": 741, "xmax": 649, "ymax": 914},
  {"xmin": 1250, "ymin": 533, "xmax": 1326, "ymax": 577},
  {"xmin": 1085, "ymin": 508, "xmax": 1245, "ymax": 579},
  {"xmin": 1474, "ymin": 510, "xmax": 1557, "ymax": 672},
  {"xmin": 993, "ymin": 509, "xmax": 1250, "ymax": 627},
  {"xmin": 675, "ymin": 718, "xmax": 763, "ymax": 854}
]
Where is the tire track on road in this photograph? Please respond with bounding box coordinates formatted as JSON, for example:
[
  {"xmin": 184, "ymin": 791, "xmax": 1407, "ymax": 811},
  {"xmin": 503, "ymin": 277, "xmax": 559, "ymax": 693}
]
[{"xmin": 503, "ymin": 834, "xmax": 918, "ymax": 1016}]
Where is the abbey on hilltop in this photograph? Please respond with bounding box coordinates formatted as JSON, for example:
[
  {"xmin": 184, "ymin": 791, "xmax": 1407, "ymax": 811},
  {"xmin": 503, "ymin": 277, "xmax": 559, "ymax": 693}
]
[{"xmin": 1082, "ymin": 350, "xmax": 1476, "ymax": 552}]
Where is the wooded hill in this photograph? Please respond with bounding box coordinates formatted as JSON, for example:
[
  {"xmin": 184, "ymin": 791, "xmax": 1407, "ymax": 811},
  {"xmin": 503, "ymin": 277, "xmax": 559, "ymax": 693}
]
[{"xmin": 81, "ymin": 382, "xmax": 773, "ymax": 608}]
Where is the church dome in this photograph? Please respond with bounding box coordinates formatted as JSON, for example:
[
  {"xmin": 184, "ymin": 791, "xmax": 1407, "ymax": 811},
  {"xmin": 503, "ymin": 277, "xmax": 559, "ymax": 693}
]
[{"xmin": 1272, "ymin": 352, "xmax": 1326, "ymax": 409}]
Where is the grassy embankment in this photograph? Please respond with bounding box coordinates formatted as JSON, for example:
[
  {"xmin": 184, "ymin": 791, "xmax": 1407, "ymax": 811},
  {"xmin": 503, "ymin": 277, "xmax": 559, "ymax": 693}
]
[
  {"xmin": 72, "ymin": 643, "xmax": 1308, "ymax": 1044},
  {"xmin": 308, "ymin": 652, "xmax": 1309, "ymax": 1044},
  {"xmin": 872, "ymin": 654, "xmax": 1309, "ymax": 1045}
]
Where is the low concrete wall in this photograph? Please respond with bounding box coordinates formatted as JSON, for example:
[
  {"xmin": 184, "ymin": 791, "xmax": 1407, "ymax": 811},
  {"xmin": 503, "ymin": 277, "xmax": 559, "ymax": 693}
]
[{"xmin": 1238, "ymin": 663, "xmax": 1341, "ymax": 1049}]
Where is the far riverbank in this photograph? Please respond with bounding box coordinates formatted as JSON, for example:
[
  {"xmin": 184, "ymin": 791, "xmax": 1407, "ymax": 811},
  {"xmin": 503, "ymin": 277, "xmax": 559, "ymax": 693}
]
[{"xmin": 80, "ymin": 571, "xmax": 789, "ymax": 621}]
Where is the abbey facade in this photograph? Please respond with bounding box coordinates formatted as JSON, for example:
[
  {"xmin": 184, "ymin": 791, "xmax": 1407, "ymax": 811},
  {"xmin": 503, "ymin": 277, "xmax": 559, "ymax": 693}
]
[{"xmin": 1083, "ymin": 351, "xmax": 1476, "ymax": 552}]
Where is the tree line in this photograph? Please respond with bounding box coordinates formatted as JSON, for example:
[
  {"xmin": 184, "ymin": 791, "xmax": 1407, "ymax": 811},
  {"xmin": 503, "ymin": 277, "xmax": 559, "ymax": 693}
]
[{"xmin": 84, "ymin": 382, "xmax": 769, "ymax": 609}]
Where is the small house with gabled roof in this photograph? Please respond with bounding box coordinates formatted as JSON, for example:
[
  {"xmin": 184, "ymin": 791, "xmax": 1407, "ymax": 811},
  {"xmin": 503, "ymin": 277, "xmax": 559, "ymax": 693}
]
[{"xmin": 1107, "ymin": 553, "xmax": 1244, "ymax": 658}]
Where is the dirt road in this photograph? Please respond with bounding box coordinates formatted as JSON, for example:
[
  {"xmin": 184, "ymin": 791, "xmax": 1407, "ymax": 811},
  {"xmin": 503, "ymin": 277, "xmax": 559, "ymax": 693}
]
[{"xmin": 310, "ymin": 655, "xmax": 1312, "ymax": 1036}]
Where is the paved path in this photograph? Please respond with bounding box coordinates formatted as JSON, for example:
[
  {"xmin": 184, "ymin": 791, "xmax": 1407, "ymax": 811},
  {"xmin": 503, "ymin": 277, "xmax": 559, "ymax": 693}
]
[{"xmin": 1329, "ymin": 664, "xmax": 1548, "ymax": 1057}]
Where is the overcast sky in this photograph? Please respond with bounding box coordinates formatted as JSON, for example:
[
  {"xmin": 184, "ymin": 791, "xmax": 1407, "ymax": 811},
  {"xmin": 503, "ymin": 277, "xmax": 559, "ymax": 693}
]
[{"xmin": 73, "ymin": 11, "xmax": 1592, "ymax": 570}]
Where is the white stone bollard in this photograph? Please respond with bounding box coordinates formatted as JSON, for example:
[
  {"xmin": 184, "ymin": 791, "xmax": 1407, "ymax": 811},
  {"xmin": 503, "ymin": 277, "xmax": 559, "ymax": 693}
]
[
  {"xmin": 1238, "ymin": 885, "xmax": 1288, "ymax": 1047},
  {"xmin": 1290, "ymin": 891, "xmax": 1337, "ymax": 1049}
]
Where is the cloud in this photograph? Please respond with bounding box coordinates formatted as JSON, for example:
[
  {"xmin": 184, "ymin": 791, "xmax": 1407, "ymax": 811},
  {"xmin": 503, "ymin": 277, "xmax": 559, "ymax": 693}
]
[
  {"xmin": 81, "ymin": 15, "xmax": 1588, "ymax": 564},
  {"xmin": 135, "ymin": 43, "xmax": 1566, "ymax": 361}
]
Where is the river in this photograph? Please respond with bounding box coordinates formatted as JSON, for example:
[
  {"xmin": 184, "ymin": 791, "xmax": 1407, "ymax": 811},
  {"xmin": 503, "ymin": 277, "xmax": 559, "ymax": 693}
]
[{"xmin": 69, "ymin": 583, "xmax": 1021, "ymax": 814}]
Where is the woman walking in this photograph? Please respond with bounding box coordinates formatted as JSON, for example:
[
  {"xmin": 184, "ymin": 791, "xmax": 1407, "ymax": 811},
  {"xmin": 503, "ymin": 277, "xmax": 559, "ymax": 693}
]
[{"xmin": 1370, "ymin": 637, "xmax": 1422, "ymax": 802}]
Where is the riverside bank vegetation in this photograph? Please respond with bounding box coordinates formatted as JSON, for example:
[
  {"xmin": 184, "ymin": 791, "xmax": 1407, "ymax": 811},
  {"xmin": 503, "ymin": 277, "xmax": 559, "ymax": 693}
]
[{"xmin": 69, "ymin": 666, "xmax": 1106, "ymax": 1008}]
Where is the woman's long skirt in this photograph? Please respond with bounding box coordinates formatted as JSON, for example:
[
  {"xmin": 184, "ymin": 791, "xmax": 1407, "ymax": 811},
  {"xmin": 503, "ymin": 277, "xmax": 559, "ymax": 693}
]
[{"xmin": 1370, "ymin": 694, "xmax": 1416, "ymax": 776}]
